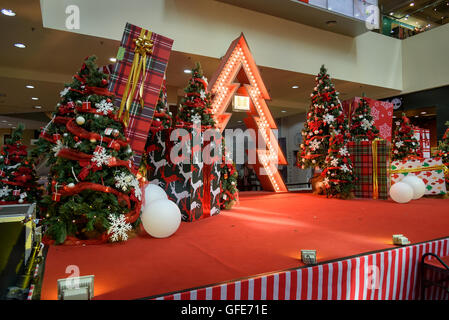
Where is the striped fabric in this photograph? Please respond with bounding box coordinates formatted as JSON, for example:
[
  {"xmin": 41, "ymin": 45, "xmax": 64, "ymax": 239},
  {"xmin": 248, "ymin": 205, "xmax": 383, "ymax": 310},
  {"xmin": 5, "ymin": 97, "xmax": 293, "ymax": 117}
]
[
  {"xmin": 108, "ymin": 23, "xmax": 173, "ymax": 168},
  {"xmin": 348, "ymin": 140, "xmax": 389, "ymax": 200},
  {"xmin": 152, "ymin": 237, "xmax": 449, "ymax": 300}
]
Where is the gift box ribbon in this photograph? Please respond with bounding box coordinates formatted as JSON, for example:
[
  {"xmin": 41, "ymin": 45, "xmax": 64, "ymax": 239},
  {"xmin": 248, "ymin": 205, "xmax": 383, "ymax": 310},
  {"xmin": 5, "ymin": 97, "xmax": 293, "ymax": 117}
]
[
  {"xmin": 390, "ymin": 165, "xmax": 446, "ymax": 175},
  {"xmin": 118, "ymin": 28, "xmax": 154, "ymax": 126}
]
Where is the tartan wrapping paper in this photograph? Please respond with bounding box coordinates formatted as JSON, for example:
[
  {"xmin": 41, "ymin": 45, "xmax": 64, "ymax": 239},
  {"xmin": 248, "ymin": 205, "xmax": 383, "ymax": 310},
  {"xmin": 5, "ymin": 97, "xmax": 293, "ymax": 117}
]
[
  {"xmin": 348, "ymin": 140, "xmax": 390, "ymax": 200},
  {"xmin": 153, "ymin": 237, "xmax": 449, "ymax": 300},
  {"xmin": 391, "ymin": 157, "xmax": 447, "ymax": 195},
  {"xmin": 343, "ymin": 97, "xmax": 394, "ymax": 142},
  {"xmin": 413, "ymin": 127, "xmax": 431, "ymax": 159},
  {"xmin": 145, "ymin": 127, "xmax": 221, "ymax": 222},
  {"xmin": 108, "ymin": 23, "xmax": 173, "ymax": 168}
]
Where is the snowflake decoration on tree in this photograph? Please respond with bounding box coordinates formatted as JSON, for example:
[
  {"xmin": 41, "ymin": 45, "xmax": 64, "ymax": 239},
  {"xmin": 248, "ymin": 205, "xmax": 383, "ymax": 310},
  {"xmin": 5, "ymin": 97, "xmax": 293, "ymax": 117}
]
[
  {"xmin": 191, "ymin": 114, "xmax": 201, "ymax": 123},
  {"xmin": 323, "ymin": 177, "xmax": 330, "ymax": 187},
  {"xmin": 361, "ymin": 119, "xmax": 373, "ymax": 130},
  {"xmin": 52, "ymin": 140, "xmax": 64, "ymax": 156},
  {"xmin": 107, "ymin": 214, "xmax": 132, "ymax": 242},
  {"xmin": 202, "ymin": 76, "xmax": 208, "ymax": 85},
  {"xmin": 330, "ymin": 158, "xmax": 339, "ymax": 167},
  {"xmin": 341, "ymin": 164, "xmax": 351, "ymax": 173},
  {"xmin": 339, "ymin": 146, "xmax": 349, "ymax": 157},
  {"xmin": 131, "ymin": 179, "xmax": 142, "ymax": 201},
  {"xmin": 323, "ymin": 114, "xmax": 335, "ymax": 124},
  {"xmin": 0, "ymin": 186, "xmax": 11, "ymax": 198},
  {"xmin": 200, "ymin": 90, "xmax": 206, "ymax": 99},
  {"xmin": 395, "ymin": 141, "xmax": 404, "ymax": 148},
  {"xmin": 60, "ymin": 87, "xmax": 70, "ymax": 97},
  {"xmin": 310, "ymin": 139, "xmax": 321, "ymax": 151},
  {"xmin": 114, "ymin": 171, "xmax": 134, "ymax": 191},
  {"xmin": 92, "ymin": 147, "xmax": 112, "ymax": 167},
  {"xmin": 95, "ymin": 99, "xmax": 114, "ymax": 115}
]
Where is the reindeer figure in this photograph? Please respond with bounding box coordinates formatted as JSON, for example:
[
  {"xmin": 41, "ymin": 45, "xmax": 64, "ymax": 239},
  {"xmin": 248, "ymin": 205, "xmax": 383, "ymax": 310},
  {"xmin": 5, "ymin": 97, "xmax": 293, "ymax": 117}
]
[
  {"xmin": 149, "ymin": 178, "xmax": 165, "ymax": 188},
  {"xmin": 191, "ymin": 179, "xmax": 203, "ymax": 198},
  {"xmin": 156, "ymin": 130, "xmax": 166, "ymax": 155},
  {"xmin": 193, "ymin": 152, "xmax": 204, "ymax": 175},
  {"xmin": 190, "ymin": 201, "xmax": 201, "ymax": 211},
  {"xmin": 169, "ymin": 182, "xmax": 189, "ymax": 205},
  {"xmin": 177, "ymin": 162, "xmax": 192, "ymax": 187},
  {"xmin": 149, "ymin": 153, "xmax": 168, "ymax": 175},
  {"xmin": 211, "ymin": 185, "xmax": 221, "ymax": 204},
  {"xmin": 210, "ymin": 206, "xmax": 220, "ymax": 216}
]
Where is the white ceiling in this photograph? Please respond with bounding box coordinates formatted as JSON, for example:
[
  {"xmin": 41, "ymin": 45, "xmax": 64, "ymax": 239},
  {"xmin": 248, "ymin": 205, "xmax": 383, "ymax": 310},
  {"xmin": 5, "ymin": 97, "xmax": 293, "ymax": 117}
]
[{"xmin": 0, "ymin": 0, "xmax": 401, "ymax": 129}]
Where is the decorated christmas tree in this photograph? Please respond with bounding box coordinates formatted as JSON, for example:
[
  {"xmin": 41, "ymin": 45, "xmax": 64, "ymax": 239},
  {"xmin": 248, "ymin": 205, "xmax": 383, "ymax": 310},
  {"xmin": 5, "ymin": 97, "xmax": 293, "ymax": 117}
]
[
  {"xmin": 0, "ymin": 124, "xmax": 40, "ymax": 204},
  {"xmin": 350, "ymin": 96, "xmax": 380, "ymax": 142},
  {"xmin": 220, "ymin": 140, "xmax": 238, "ymax": 209},
  {"xmin": 437, "ymin": 121, "xmax": 449, "ymax": 187},
  {"xmin": 391, "ymin": 113, "xmax": 420, "ymax": 161},
  {"xmin": 297, "ymin": 65, "xmax": 346, "ymax": 169},
  {"xmin": 38, "ymin": 56, "xmax": 142, "ymax": 244},
  {"xmin": 152, "ymin": 78, "xmax": 172, "ymax": 129},
  {"xmin": 177, "ymin": 62, "xmax": 216, "ymax": 127},
  {"xmin": 322, "ymin": 133, "xmax": 355, "ymax": 199}
]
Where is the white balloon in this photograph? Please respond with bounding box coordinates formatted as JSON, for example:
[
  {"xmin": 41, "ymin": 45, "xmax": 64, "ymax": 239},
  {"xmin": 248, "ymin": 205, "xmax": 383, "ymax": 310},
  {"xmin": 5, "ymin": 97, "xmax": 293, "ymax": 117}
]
[
  {"xmin": 144, "ymin": 183, "xmax": 168, "ymax": 206},
  {"xmin": 390, "ymin": 182, "xmax": 414, "ymax": 204},
  {"xmin": 401, "ymin": 175, "xmax": 426, "ymax": 200},
  {"xmin": 141, "ymin": 199, "xmax": 181, "ymax": 238}
]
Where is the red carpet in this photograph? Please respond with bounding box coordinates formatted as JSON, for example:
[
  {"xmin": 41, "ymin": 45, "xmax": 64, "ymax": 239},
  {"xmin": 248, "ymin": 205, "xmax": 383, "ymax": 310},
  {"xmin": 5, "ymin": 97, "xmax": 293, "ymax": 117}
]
[{"xmin": 41, "ymin": 192, "xmax": 449, "ymax": 300}]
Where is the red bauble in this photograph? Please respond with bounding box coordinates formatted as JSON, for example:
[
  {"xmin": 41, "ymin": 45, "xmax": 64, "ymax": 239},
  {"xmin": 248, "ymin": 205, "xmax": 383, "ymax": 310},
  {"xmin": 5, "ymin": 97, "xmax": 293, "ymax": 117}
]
[
  {"xmin": 74, "ymin": 136, "xmax": 79, "ymax": 142},
  {"xmin": 101, "ymin": 79, "xmax": 108, "ymax": 86}
]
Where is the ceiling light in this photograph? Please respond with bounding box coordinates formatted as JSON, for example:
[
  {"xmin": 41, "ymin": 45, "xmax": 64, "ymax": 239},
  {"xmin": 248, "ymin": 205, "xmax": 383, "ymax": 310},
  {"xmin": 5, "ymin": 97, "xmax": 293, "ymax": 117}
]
[
  {"xmin": 31, "ymin": 97, "xmax": 39, "ymax": 100},
  {"xmin": 109, "ymin": 57, "xmax": 116, "ymax": 62},
  {"xmin": 410, "ymin": 2, "xmax": 414, "ymax": 7},
  {"xmin": 26, "ymin": 85, "xmax": 34, "ymax": 89},
  {"xmin": 12, "ymin": 126, "xmax": 16, "ymax": 129},
  {"xmin": 421, "ymin": 111, "xmax": 427, "ymax": 114},
  {"xmin": 7, "ymin": 123, "xmax": 12, "ymax": 126},
  {"xmin": 390, "ymin": 12, "xmax": 394, "ymax": 16},
  {"xmin": 34, "ymin": 106, "xmax": 42, "ymax": 109},
  {"xmin": 184, "ymin": 69, "xmax": 192, "ymax": 74},
  {"xmin": 414, "ymin": 115, "xmax": 419, "ymax": 118},
  {"xmin": 281, "ymin": 110, "xmax": 287, "ymax": 113},
  {"xmin": 1, "ymin": 9, "xmax": 16, "ymax": 16},
  {"xmin": 292, "ymin": 85, "xmax": 299, "ymax": 89},
  {"xmin": 14, "ymin": 43, "xmax": 26, "ymax": 48}
]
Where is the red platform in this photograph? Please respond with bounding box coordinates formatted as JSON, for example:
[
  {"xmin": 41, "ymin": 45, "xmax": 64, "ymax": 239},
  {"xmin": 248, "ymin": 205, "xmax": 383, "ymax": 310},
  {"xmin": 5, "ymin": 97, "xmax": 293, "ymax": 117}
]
[{"xmin": 40, "ymin": 192, "xmax": 449, "ymax": 300}]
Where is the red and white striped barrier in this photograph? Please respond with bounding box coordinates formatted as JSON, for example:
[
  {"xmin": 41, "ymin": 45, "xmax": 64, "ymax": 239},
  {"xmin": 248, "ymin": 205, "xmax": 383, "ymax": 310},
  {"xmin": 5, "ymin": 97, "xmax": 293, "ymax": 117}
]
[
  {"xmin": 27, "ymin": 284, "xmax": 35, "ymax": 300},
  {"xmin": 154, "ymin": 237, "xmax": 449, "ymax": 300}
]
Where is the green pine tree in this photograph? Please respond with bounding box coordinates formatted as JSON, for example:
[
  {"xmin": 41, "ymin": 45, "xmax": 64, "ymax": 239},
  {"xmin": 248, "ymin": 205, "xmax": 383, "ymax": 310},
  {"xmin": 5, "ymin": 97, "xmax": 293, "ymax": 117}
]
[
  {"xmin": 176, "ymin": 62, "xmax": 216, "ymax": 127},
  {"xmin": 297, "ymin": 65, "xmax": 346, "ymax": 169},
  {"xmin": 220, "ymin": 139, "xmax": 238, "ymax": 209},
  {"xmin": 0, "ymin": 124, "xmax": 40, "ymax": 204},
  {"xmin": 437, "ymin": 121, "xmax": 449, "ymax": 188},
  {"xmin": 38, "ymin": 56, "xmax": 141, "ymax": 244},
  {"xmin": 392, "ymin": 113, "xmax": 420, "ymax": 161},
  {"xmin": 350, "ymin": 96, "xmax": 380, "ymax": 142},
  {"xmin": 152, "ymin": 79, "xmax": 173, "ymax": 129}
]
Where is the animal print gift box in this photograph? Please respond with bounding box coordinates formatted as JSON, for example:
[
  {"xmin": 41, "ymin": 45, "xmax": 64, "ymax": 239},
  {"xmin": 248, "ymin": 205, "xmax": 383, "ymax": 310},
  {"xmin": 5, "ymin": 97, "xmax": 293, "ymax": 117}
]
[{"xmin": 144, "ymin": 126, "xmax": 221, "ymax": 222}]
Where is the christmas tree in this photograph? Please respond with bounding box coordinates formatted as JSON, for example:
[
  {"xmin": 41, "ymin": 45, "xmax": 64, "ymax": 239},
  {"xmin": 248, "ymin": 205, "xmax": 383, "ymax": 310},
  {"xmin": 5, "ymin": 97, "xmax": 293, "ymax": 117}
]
[
  {"xmin": 176, "ymin": 62, "xmax": 216, "ymax": 127},
  {"xmin": 350, "ymin": 96, "xmax": 380, "ymax": 142},
  {"xmin": 322, "ymin": 133, "xmax": 355, "ymax": 199},
  {"xmin": 220, "ymin": 140, "xmax": 238, "ymax": 209},
  {"xmin": 297, "ymin": 65, "xmax": 346, "ymax": 169},
  {"xmin": 38, "ymin": 56, "xmax": 141, "ymax": 244},
  {"xmin": 0, "ymin": 124, "xmax": 40, "ymax": 204},
  {"xmin": 152, "ymin": 78, "xmax": 173, "ymax": 129},
  {"xmin": 391, "ymin": 113, "xmax": 420, "ymax": 161},
  {"xmin": 437, "ymin": 121, "xmax": 449, "ymax": 187}
]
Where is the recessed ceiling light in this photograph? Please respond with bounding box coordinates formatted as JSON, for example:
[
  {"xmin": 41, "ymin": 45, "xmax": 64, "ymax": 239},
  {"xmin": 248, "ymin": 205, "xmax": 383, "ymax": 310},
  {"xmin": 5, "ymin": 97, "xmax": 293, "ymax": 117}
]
[
  {"xmin": 281, "ymin": 110, "xmax": 287, "ymax": 113},
  {"xmin": 26, "ymin": 85, "xmax": 34, "ymax": 89},
  {"xmin": 421, "ymin": 111, "xmax": 427, "ymax": 114},
  {"xmin": 292, "ymin": 85, "xmax": 299, "ymax": 89},
  {"xmin": 410, "ymin": 2, "xmax": 415, "ymax": 7},
  {"xmin": 14, "ymin": 43, "xmax": 26, "ymax": 48},
  {"xmin": 109, "ymin": 57, "xmax": 117, "ymax": 62},
  {"xmin": 7, "ymin": 123, "xmax": 12, "ymax": 126},
  {"xmin": 34, "ymin": 105, "xmax": 42, "ymax": 109},
  {"xmin": 1, "ymin": 120, "xmax": 7, "ymax": 123},
  {"xmin": 390, "ymin": 12, "xmax": 394, "ymax": 16},
  {"xmin": 414, "ymin": 115, "xmax": 419, "ymax": 118},
  {"xmin": 12, "ymin": 126, "xmax": 16, "ymax": 129},
  {"xmin": 184, "ymin": 69, "xmax": 192, "ymax": 74},
  {"xmin": 1, "ymin": 9, "xmax": 16, "ymax": 16},
  {"xmin": 31, "ymin": 97, "xmax": 39, "ymax": 100}
]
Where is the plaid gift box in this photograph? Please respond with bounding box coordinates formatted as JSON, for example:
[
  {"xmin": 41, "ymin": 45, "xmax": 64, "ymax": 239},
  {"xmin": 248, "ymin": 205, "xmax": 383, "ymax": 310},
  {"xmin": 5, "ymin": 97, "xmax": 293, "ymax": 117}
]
[
  {"xmin": 391, "ymin": 157, "xmax": 447, "ymax": 195},
  {"xmin": 343, "ymin": 97, "xmax": 394, "ymax": 142},
  {"xmin": 145, "ymin": 127, "xmax": 221, "ymax": 222},
  {"xmin": 348, "ymin": 139, "xmax": 390, "ymax": 200},
  {"xmin": 108, "ymin": 23, "xmax": 173, "ymax": 169}
]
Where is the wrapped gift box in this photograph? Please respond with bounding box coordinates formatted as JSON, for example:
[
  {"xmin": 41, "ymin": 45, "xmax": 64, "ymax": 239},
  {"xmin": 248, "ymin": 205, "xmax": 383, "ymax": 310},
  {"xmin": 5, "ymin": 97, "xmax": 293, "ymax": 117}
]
[
  {"xmin": 413, "ymin": 127, "xmax": 431, "ymax": 159},
  {"xmin": 391, "ymin": 157, "xmax": 447, "ymax": 195},
  {"xmin": 343, "ymin": 97, "xmax": 394, "ymax": 141},
  {"xmin": 108, "ymin": 23, "xmax": 173, "ymax": 169},
  {"xmin": 348, "ymin": 139, "xmax": 390, "ymax": 200},
  {"xmin": 145, "ymin": 127, "xmax": 221, "ymax": 222}
]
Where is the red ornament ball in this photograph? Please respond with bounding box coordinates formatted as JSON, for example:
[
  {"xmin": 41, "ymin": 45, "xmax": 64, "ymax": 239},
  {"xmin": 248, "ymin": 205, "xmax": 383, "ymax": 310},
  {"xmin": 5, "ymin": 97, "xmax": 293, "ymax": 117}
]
[{"xmin": 101, "ymin": 79, "xmax": 108, "ymax": 86}]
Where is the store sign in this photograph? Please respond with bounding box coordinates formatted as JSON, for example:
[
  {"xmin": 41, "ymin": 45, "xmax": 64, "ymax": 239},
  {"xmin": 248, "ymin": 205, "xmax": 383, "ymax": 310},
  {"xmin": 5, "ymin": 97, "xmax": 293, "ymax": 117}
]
[{"xmin": 232, "ymin": 95, "xmax": 250, "ymax": 112}]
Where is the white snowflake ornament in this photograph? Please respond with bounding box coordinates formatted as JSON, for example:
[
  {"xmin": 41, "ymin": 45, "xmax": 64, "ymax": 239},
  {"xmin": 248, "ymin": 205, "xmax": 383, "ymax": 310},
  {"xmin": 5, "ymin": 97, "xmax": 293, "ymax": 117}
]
[
  {"xmin": 96, "ymin": 99, "xmax": 114, "ymax": 115},
  {"xmin": 60, "ymin": 87, "xmax": 70, "ymax": 97},
  {"xmin": 92, "ymin": 147, "xmax": 112, "ymax": 167},
  {"xmin": 107, "ymin": 214, "xmax": 132, "ymax": 242},
  {"xmin": 52, "ymin": 140, "xmax": 64, "ymax": 156}
]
